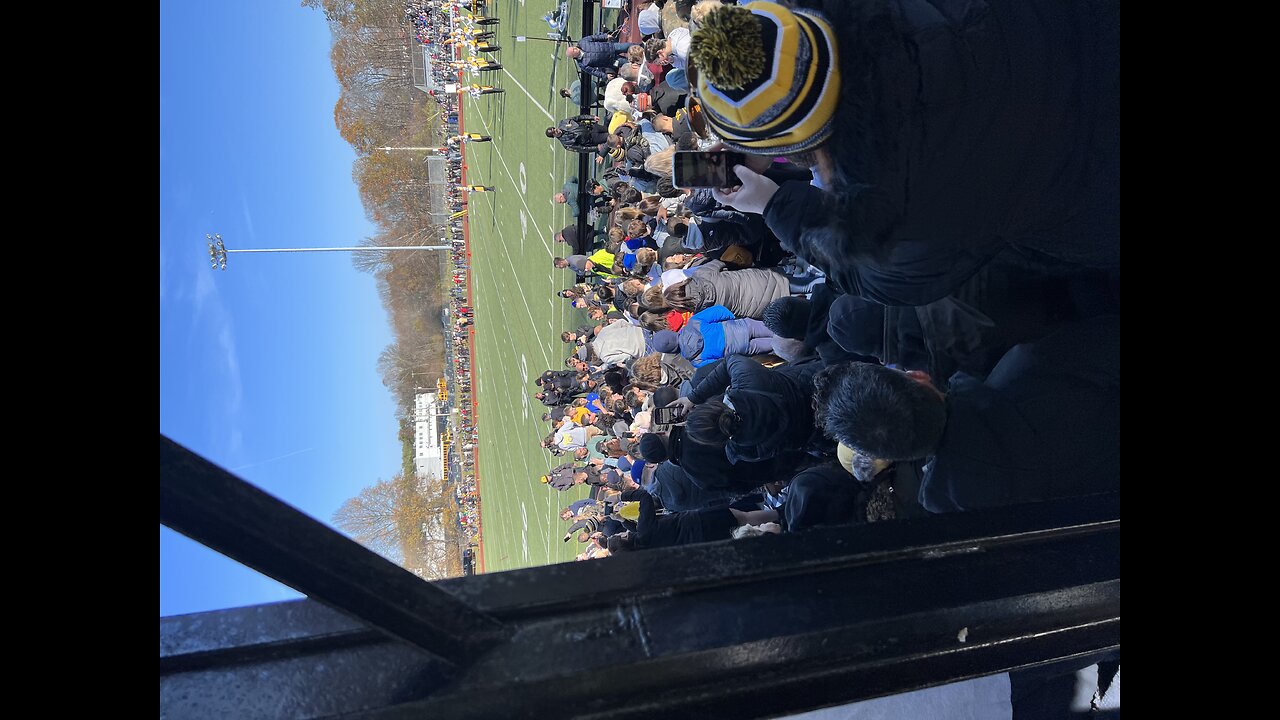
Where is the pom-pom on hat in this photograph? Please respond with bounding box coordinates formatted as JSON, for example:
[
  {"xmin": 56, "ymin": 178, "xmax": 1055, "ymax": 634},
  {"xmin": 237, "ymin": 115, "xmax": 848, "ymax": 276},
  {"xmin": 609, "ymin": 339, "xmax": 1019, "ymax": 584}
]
[{"xmin": 690, "ymin": 2, "xmax": 840, "ymax": 155}]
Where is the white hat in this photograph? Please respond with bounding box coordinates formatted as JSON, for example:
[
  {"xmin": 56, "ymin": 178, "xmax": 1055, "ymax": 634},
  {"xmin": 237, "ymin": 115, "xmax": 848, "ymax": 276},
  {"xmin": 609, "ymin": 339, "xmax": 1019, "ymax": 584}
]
[{"xmin": 638, "ymin": 4, "xmax": 661, "ymax": 36}]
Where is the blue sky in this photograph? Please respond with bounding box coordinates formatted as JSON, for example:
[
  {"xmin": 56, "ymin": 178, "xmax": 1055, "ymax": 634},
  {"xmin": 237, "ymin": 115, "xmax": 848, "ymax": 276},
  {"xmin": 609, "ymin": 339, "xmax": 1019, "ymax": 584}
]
[{"xmin": 160, "ymin": 1, "xmax": 404, "ymax": 616}]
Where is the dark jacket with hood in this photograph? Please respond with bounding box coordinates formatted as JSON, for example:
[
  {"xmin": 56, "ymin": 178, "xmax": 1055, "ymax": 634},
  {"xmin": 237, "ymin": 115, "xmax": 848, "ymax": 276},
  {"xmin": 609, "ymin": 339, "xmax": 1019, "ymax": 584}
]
[
  {"xmin": 920, "ymin": 315, "xmax": 1120, "ymax": 513},
  {"xmin": 679, "ymin": 195, "xmax": 775, "ymax": 256},
  {"xmin": 763, "ymin": 0, "xmax": 1119, "ymax": 306},
  {"xmin": 650, "ymin": 461, "xmax": 741, "ymax": 512},
  {"xmin": 780, "ymin": 463, "xmax": 864, "ymax": 531},
  {"xmin": 798, "ymin": 283, "xmax": 879, "ymax": 366},
  {"xmin": 557, "ymin": 115, "xmax": 611, "ymax": 153},
  {"xmin": 665, "ymin": 424, "xmax": 791, "ymax": 494},
  {"xmin": 687, "ymin": 355, "xmax": 829, "ymax": 463},
  {"xmin": 619, "ymin": 488, "xmax": 714, "ymax": 547}
]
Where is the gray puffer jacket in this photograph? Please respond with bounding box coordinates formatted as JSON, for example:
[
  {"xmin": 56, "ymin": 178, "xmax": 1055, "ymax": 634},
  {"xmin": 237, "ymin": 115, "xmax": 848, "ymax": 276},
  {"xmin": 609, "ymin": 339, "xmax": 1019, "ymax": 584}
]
[
  {"xmin": 680, "ymin": 260, "xmax": 790, "ymax": 319},
  {"xmin": 592, "ymin": 321, "xmax": 647, "ymax": 367}
]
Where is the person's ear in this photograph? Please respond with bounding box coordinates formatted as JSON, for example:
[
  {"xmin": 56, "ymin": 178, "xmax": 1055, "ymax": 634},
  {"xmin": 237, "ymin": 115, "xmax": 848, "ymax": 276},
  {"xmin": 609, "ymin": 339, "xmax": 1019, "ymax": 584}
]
[{"xmin": 904, "ymin": 370, "xmax": 931, "ymax": 383}]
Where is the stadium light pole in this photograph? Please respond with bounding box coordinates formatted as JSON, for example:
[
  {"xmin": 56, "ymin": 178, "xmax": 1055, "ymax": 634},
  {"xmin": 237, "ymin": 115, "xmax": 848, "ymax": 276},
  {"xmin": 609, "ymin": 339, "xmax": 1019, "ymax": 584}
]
[
  {"xmin": 206, "ymin": 233, "xmax": 451, "ymax": 271},
  {"xmin": 379, "ymin": 146, "xmax": 446, "ymax": 153}
]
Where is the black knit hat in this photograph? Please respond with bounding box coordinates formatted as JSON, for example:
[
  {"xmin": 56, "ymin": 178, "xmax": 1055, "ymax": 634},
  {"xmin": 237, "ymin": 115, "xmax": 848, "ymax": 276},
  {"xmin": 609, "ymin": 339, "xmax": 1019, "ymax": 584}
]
[
  {"xmin": 651, "ymin": 386, "xmax": 679, "ymax": 409},
  {"xmin": 826, "ymin": 295, "xmax": 884, "ymax": 357},
  {"xmin": 638, "ymin": 432, "xmax": 670, "ymax": 463}
]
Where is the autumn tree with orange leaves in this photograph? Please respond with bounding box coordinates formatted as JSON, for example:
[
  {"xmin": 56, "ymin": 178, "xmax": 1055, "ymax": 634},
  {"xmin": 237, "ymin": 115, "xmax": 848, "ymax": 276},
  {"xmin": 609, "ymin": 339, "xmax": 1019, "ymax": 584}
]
[{"xmin": 306, "ymin": 0, "xmax": 465, "ymax": 579}]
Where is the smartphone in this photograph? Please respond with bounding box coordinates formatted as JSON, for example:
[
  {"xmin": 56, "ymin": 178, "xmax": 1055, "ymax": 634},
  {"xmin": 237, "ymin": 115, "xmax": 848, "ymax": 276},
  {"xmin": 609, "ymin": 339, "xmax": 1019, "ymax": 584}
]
[
  {"xmin": 673, "ymin": 151, "xmax": 746, "ymax": 189},
  {"xmin": 652, "ymin": 404, "xmax": 684, "ymax": 425}
]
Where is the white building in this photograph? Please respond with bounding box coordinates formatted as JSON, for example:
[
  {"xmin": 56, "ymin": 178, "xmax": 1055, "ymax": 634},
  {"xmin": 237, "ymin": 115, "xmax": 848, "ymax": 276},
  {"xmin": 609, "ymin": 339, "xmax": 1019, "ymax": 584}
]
[
  {"xmin": 411, "ymin": 45, "xmax": 439, "ymax": 94},
  {"xmin": 413, "ymin": 392, "xmax": 445, "ymax": 480}
]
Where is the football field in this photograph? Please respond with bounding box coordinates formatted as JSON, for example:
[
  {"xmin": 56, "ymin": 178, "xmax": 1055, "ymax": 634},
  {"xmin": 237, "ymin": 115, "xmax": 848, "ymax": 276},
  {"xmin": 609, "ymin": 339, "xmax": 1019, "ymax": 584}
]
[{"xmin": 460, "ymin": 0, "xmax": 610, "ymax": 573}]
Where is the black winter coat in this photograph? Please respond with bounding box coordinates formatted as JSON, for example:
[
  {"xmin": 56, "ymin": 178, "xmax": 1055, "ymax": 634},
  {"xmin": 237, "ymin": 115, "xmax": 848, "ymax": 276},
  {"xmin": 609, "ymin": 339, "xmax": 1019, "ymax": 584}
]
[
  {"xmin": 575, "ymin": 34, "xmax": 625, "ymax": 79},
  {"xmin": 620, "ymin": 488, "xmax": 722, "ymax": 547},
  {"xmin": 921, "ymin": 316, "xmax": 1120, "ymax": 513},
  {"xmin": 764, "ymin": 0, "xmax": 1119, "ymax": 306},
  {"xmin": 650, "ymin": 461, "xmax": 741, "ymax": 512},
  {"xmin": 557, "ymin": 116, "xmax": 610, "ymax": 153},
  {"xmin": 667, "ymin": 424, "xmax": 791, "ymax": 494},
  {"xmin": 687, "ymin": 355, "xmax": 827, "ymax": 463}
]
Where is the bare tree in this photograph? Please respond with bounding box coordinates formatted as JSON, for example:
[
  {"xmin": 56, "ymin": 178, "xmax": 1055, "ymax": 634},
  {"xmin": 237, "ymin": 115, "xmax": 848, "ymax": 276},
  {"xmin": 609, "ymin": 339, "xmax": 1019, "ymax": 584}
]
[{"xmin": 334, "ymin": 472, "xmax": 463, "ymax": 577}]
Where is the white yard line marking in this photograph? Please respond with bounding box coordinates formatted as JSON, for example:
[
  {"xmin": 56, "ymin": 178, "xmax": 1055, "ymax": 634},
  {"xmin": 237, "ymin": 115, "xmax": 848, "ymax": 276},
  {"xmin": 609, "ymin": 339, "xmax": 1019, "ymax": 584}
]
[
  {"xmin": 501, "ymin": 68, "xmax": 556, "ymax": 123},
  {"xmin": 492, "ymin": 249, "xmax": 552, "ymax": 369},
  {"xmin": 476, "ymin": 111, "xmax": 553, "ymax": 256},
  {"xmin": 467, "ymin": 44, "xmax": 617, "ymax": 568}
]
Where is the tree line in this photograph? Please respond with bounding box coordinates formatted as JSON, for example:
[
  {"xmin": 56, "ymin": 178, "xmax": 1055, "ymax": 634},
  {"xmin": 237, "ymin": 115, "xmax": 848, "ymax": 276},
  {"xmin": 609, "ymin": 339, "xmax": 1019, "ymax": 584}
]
[{"xmin": 304, "ymin": 0, "xmax": 462, "ymax": 576}]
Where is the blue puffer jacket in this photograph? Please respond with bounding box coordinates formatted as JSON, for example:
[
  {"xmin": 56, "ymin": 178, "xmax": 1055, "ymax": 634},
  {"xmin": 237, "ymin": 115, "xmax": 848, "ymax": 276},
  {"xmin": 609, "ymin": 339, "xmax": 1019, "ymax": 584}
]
[{"xmin": 676, "ymin": 305, "xmax": 757, "ymax": 367}]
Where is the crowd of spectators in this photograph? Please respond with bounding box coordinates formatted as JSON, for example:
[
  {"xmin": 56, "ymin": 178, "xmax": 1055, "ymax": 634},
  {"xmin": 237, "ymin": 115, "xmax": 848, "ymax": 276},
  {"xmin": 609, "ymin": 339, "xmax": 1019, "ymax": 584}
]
[
  {"xmin": 409, "ymin": 0, "xmax": 496, "ymax": 550},
  {"xmin": 530, "ymin": 0, "xmax": 1119, "ymax": 560}
]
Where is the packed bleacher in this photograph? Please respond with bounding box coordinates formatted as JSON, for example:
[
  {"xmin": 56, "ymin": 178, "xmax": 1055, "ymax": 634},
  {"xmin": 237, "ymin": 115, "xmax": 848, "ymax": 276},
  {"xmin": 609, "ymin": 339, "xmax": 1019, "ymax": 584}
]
[
  {"xmin": 533, "ymin": 0, "xmax": 1119, "ymax": 561},
  {"xmin": 415, "ymin": 0, "xmax": 1119, "ymax": 565}
]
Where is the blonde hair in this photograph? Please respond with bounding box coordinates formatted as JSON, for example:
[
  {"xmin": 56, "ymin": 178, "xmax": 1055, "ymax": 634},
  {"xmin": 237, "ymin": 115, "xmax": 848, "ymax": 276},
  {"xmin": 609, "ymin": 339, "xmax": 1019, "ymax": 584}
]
[
  {"xmin": 635, "ymin": 247, "xmax": 658, "ymax": 265},
  {"xmin": 644, "ymin": 145, "xmax": 676, "ymax": 177},
  {"xmin": 620, "ymin": 278, "xmax": 646, "ymax": 297},
  {"xmin": 689, "ymin": 0, "xmax": 724, "ymax": 28},
  {"xmin": 631, "ymin": 410, "xmax": 652, "ymax": 430}
]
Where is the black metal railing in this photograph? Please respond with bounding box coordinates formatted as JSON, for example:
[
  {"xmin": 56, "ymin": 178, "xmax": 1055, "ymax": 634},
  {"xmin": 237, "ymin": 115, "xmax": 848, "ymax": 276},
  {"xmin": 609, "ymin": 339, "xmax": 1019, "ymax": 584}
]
[
  {"xmin": 161, "ymin": 431, "xmax": 1119, "ymax": 718},
  {"xmin": 160, "ymin": 435, "xmax": 506, "ymax": 667}
]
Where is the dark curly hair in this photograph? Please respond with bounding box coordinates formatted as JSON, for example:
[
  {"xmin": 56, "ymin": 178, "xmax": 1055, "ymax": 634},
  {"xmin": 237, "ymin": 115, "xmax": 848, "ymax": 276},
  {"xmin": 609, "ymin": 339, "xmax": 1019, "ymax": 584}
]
[{"xmin": 811, "ymin": 361, "xmax": 946, "ymax": 460}]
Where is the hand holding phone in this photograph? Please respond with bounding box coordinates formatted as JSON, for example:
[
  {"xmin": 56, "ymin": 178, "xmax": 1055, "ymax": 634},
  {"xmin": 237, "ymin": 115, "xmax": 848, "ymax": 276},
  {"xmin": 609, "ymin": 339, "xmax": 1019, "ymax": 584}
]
[
  {"xmin": 711, "ymin": 165, "xmax": 781, "ymax": 215},
  {"xmin": 652, "ymin": 397, "xmax": 695, "ymax": 425},
  {"xmin": 673, "ymin": 151, "xmax": 748, "ymax": 189},
  {"xmin": 651, "ymin": 404, "xmax": 683, "ymax": 425}
]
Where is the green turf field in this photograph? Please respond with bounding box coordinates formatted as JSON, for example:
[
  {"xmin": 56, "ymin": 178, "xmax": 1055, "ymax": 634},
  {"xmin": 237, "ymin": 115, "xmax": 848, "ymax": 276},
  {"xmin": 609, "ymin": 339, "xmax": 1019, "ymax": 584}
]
[{"xmin": 462, "ymin": 1, "xmax": 614, "ymax": 573}]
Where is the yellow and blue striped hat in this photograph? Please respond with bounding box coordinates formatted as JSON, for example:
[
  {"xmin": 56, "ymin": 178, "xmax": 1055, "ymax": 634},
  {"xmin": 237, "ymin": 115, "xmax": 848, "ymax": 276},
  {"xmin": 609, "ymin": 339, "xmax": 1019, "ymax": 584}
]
[{"xmin": 690, "ymin": 2, "xmax": 840, "ymax": 155}]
